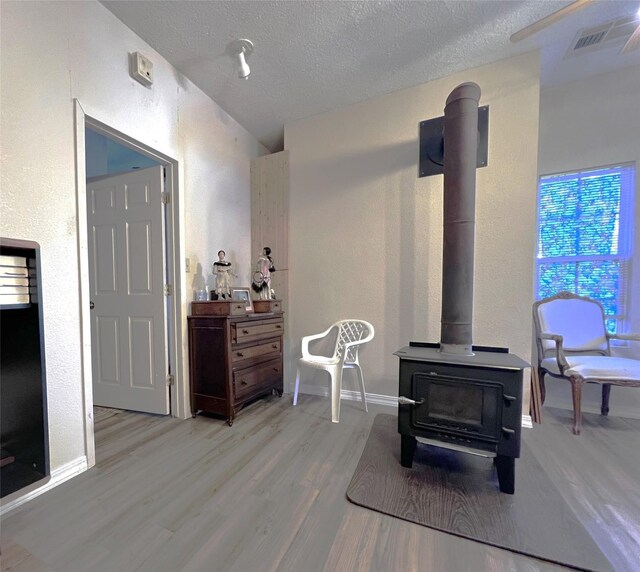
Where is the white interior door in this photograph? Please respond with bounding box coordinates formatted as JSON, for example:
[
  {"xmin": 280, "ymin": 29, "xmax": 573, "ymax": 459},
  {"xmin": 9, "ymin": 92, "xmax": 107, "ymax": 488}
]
[{"xmin": 87, "ymin": 166, "xmax": 169, "ymax": 414}]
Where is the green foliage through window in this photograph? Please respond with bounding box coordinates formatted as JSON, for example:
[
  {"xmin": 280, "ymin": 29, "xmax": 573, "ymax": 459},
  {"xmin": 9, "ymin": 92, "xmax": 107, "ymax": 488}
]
[{"xmin": 536, "ymin": 165, "xmax": 634, "ymax": 334}]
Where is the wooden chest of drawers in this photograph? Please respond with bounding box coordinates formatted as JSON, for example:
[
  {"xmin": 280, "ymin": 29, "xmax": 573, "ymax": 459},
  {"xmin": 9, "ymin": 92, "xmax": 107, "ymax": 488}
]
[{"xmin": 188, "ymin": 312, "xmax": 284, "ymax": 425}]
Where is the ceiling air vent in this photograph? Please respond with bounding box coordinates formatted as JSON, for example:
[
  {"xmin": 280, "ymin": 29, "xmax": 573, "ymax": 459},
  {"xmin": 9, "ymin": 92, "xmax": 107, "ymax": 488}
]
[
  {"xmin": 574, "ymin": 30, "xmax": 606, "ymax": 50},
  {"xmin": 565, "ymin": 16, "xmax": 638, "ymax": 58}
]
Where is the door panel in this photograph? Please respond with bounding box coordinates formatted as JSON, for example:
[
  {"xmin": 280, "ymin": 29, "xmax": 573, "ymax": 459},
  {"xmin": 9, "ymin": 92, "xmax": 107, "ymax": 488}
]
[
  {"xmin": 127, "ymin": 221, "xmax": 153, "ymax": 294},
  {"xmin": 129, "ymin": 317, "xmax": 154, "ymax": 388},
  {"xmin": 125, "ymin": 180, "xmax": 150, "ymax": 207},
  {"xmin": 97, "ymin": 316, "xmax": 120, "ymax": 384},
  {"xmin": 87, "ymin": 166, "xmax": 169, "ymax": 414},
  {"xmin": 92, "ymin": 185, "xmax": 116, "ymax": 212},
  {"xmin": 94, "ymin": 225, "xmax": 118, "ymax": 293}
]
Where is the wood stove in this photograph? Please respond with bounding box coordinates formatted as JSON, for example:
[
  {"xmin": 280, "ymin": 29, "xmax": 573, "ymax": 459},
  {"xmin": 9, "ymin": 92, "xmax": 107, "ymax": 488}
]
[
  {"xmin": 396, "ymin": 343, "xmax": 528, "ymax": 494},
  {"xmin": 396, "ymin": 82, "xmax": 528, "ymax": 494}
]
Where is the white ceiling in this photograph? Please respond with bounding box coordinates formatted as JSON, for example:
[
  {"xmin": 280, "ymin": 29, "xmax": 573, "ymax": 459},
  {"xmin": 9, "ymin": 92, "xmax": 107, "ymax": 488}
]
[{"xmin": 101, "ymin": 1, "xmax": 640, "ymax": 151}]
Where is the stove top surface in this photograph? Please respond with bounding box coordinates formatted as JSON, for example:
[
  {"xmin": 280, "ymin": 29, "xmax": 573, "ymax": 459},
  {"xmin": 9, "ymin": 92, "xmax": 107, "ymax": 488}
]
[{"xmin": 394, "ymin": 343, "xmax": 529, "ymax": 370}]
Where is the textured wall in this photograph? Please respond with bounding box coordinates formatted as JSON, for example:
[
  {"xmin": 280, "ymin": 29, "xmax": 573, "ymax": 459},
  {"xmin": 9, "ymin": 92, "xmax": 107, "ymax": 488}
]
[
  {"xmin": 0, "ymin": 0, "xmax": 266, "ymax": 480},
  {"xmin": 285, "ymin": 52, "xmax": 540, "ymax": 403},
  {"xmin": 538, "ymin": 65, "xmax": 640, "ymax": 418}
]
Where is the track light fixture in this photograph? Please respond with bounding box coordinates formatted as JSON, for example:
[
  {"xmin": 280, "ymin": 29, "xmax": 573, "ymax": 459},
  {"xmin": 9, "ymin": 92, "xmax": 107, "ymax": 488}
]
[{"xmin": 227, "ymin": 39, "xmax": 254, "ymax": 80}]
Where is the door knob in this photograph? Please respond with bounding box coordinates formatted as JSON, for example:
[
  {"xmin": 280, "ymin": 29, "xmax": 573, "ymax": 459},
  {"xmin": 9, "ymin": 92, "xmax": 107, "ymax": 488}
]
[{"xmin": 90, "ymin": 301, "xmax": 95, "ymax": 310}]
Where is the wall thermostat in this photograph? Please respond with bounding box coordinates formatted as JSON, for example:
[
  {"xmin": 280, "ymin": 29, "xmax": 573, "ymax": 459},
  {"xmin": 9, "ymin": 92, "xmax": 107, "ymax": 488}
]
[{"xmin": 130, "ymin": 51, "xmax": 153, "ymax": 87}]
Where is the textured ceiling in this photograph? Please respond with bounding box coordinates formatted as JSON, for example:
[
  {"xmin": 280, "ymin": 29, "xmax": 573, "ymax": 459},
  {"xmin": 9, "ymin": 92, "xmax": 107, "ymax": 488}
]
[{"xmin": 101, "ymin": 1, "xmax": 640, "ymax": 151}]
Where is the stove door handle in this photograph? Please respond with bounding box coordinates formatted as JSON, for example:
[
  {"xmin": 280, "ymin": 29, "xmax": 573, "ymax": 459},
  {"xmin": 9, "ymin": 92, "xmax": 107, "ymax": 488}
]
[
  {"xmin": 398, "ymin": 396, "xmax": 424, "ymax": 406},
  {"xmin": 503, "ymin": 394, "xmax": 517, "ymax": 404},
  {"xmin": 502, "ymin": 427, "xmax": 516, "ymax": 436}
]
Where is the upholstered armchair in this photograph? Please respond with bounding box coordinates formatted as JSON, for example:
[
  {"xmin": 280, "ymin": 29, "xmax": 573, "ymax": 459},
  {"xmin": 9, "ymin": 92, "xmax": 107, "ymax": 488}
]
[{"xmin": 533, "ymin": 291, "xmax": 640, "ymax": 434}]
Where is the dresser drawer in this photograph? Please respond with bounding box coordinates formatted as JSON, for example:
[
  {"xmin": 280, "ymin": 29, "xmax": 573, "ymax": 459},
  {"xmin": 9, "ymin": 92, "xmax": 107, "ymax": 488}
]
[
  {"xmin": 233, "ymin": 358, "xmax": 282, "ymax": 399},
  {"xmin": 233, "ymin": 318, "xmax": 284, "ymax": 344},
  {"xmin": 191, "ymin": 300, "xmax": 247, "ymax": 316},
  {"xmin": 231, "ymin": 339, "xmax": 281, "ymax": 363},
  {"xmin": 253, "ymin": 299, "xmax": 282, "ymax": 313}
]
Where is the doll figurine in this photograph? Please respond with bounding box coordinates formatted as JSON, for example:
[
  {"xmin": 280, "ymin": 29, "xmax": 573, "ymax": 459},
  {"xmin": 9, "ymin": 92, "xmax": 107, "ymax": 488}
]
[
  {"xmin": 252, "ymin": 247, "xmax": 276, "ymax": 300},
  {"xmin": 213, "ymin": 250, "xmax": 235, "ymax": 299}
]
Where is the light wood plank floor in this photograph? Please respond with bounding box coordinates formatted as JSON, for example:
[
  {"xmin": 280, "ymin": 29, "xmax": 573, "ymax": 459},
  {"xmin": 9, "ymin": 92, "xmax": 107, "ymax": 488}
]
[{"xmin": 1, "ymin": 395, "xmax": 639, "ymax": 572}]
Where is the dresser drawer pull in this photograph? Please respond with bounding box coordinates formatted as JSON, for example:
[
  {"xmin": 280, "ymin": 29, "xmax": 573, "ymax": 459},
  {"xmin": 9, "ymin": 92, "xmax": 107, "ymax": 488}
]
[
  {"xmin": 240, "ymin": 380, "xmax": 247, "ymax": 386},
  {"xmin": 273, "ymin": 367, "xmax": 280, "ymax": 372},
  {"xmin": 276, "ymin": 324, "xmax": 282, "ymax": 329},
  {"xmin": 236, "ymin": 352, "xmax": 244, "ymax": 357},
  {"xmin": 242, "ymin": 329, "xmax": 249, "ymax": 334},
  {"xmin": 272, "ymin": 344, "xmax": 278, "ymax": 349}
]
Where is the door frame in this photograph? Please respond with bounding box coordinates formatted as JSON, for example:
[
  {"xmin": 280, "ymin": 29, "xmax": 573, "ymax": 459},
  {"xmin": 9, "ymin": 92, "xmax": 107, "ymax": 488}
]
[{"xmin": 74, "ymin": 100, "xmax": 185, "ymax": 469}]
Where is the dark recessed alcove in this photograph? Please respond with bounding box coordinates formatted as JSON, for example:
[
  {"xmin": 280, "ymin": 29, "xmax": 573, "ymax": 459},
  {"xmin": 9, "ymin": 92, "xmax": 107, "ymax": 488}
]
[{"xmin": 1, "ymin": 238, "xmax": 49, "ymax": 498}]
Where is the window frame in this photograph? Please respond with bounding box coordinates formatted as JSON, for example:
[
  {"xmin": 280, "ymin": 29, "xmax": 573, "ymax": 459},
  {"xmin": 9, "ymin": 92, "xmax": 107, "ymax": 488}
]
[{"xmin": 534, "ymin": 162, "xmax": 635, "ymax": 335}]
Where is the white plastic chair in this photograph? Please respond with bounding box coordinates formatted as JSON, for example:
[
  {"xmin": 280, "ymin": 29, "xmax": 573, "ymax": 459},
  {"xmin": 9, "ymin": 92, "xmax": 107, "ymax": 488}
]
[{"xmin": 293, "ymin": 319, "xmax": 375, "ymax": 423}]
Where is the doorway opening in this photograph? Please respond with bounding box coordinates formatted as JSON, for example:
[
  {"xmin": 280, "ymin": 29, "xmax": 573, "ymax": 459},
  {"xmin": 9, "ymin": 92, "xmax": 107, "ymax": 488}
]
[{"xmin": 75, "ymin": 102, "xmax": 185, "ymax": 468}]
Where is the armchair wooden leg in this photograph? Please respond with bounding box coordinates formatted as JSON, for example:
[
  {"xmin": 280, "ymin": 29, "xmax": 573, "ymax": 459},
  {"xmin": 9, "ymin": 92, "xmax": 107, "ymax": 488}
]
[
  {"xmin": 570, "ymin": 380, "xmax": 583, "ymax": 435},
  {"xmin": 601, "ymin": 384, "xmax": 611, "ymax": 416},
  {"xmin": 537, "ymin": 368, "xmax": 546, "ymax": 404}
]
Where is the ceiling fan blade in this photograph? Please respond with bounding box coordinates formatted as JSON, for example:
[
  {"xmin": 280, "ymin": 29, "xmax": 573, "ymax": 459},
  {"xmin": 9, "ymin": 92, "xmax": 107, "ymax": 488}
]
[
  {"xmin": 510, "ymin": 0, "xmax": 595, "ymax": 43},
  {"xmin": 620, "ymin": 23, "xmax": 640, "ymax": 53}
]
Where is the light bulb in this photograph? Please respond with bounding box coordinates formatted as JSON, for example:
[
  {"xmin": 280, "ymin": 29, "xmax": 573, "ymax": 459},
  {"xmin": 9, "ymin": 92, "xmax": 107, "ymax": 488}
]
[{"xmin": 238, "ymin": 50, "xmax": 250, "ymax": 79}]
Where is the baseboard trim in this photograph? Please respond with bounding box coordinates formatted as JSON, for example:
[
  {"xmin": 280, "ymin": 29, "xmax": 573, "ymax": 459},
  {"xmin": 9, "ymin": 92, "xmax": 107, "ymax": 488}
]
[
  {"xmin": 0, "ymin": 456, "xmax": 88, "ymax": 516},
  {"xmin": 295, "ymin": 384, "xmax": 398, "ymax": 407},
  {"xmin": 295, "ymin": 384, "xmax": 534, "ymax": 428},
  {"xmin": 342, "ymin": 388, "xmax": 400, "ymax": 407}
]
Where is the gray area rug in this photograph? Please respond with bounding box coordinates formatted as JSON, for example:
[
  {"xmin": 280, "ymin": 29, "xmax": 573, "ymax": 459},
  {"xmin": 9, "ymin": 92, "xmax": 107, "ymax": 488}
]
[{"xmin": 346, "ymin": 414, "xmax": 612, "ymax": 572}]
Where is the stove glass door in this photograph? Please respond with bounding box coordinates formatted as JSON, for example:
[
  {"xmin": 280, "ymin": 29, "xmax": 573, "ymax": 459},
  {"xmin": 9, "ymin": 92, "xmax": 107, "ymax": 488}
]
[{"xmin": 411, "ymin": 372, "xmax": 502, "ymax": 443}]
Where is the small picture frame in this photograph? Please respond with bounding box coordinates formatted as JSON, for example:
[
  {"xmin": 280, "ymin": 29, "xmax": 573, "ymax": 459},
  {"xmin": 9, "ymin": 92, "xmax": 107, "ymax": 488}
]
[{"xmin": 231, "ymin": 287, "xmax": 253, "ymax": 313}]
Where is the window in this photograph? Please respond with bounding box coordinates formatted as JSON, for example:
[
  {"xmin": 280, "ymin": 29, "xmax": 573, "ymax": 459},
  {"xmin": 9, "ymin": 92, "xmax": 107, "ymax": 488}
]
[{"xmin": 536, "ymin": 164, "xmax": 634, "ymax": 334}]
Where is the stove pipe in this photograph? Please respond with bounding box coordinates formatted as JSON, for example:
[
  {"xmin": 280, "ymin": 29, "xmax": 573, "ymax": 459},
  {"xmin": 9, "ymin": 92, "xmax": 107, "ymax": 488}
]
[{"xmin": 439, "ymin": 82, "xmax": 481, "ymax": 356}]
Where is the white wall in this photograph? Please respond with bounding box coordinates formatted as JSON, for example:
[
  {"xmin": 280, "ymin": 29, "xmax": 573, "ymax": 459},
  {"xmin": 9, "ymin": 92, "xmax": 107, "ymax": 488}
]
[
  {"xmin": 0, "ymin": 0, "xmax": 267, "ymax": 489},
  {"xmin": 285, "ymin": 52, "xmax": 540, "ymax": 403},
  {"xmin": 538, "ymin": 65, "xmax": 640, "ymax": 418}
]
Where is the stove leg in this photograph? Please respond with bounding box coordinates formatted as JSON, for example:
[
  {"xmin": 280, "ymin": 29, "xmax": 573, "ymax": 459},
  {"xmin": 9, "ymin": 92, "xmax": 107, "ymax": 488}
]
[
  {"xmin": 401, "ymin": 435, "xmax": 417, "ymax": 468},
  {"xmin": 495, "ymin": 455, "xmax": 515, "ymax": 494}
]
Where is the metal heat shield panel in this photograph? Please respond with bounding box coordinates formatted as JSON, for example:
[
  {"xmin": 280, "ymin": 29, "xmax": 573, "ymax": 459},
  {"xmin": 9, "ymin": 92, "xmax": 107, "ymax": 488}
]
[{"xmin": 418, "ymin": 105, "xmax": 489, "ymax": 178}]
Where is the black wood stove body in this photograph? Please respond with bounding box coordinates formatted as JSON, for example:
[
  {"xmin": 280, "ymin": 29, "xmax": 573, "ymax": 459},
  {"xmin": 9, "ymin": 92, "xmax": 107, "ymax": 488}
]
[{"xmin": 395, "ymin": 343, "xmax": 528, "ymax": 494}]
